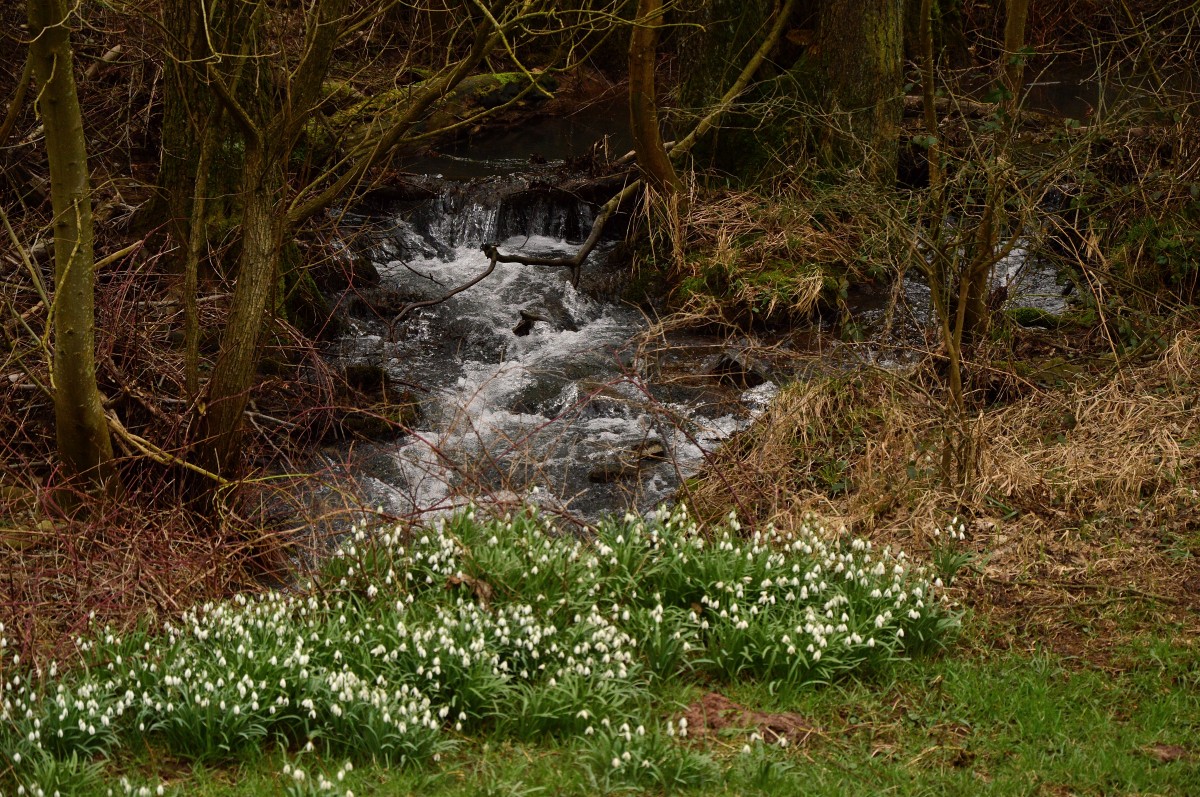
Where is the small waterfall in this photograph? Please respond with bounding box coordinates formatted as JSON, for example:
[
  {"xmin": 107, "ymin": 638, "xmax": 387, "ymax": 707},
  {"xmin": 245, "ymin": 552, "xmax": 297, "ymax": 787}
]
[
  {"xmin": 495, "ymin": 189, "xmax": 597, "ymax": 243},
  {"xmin": 330, "ymin": 172, "xmax": 767, "ymax": 523}
]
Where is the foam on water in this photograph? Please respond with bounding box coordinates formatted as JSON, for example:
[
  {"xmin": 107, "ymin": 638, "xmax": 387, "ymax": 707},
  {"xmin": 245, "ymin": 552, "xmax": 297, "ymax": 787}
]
[
  {"xmin": 331, "ymin": 177, "xmax": 1075, "ymax": 523},
  {"xmin": 338, "ymin": 189, "xmax": 767, "ymax": 521}
]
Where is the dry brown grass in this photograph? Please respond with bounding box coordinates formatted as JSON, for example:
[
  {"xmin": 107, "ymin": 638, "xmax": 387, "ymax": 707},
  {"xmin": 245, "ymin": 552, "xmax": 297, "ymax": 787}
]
[
  {"xmin": 666, "ymin": 184, "xmax": 900, "ymax": 326},
  {"xmin": 684, "ymin": 330, "xmax": 1200, "ymax": 659},
  {"xmin": 973, "ymin": 337, "xmax": 1198, "ymax": 519},
  {"xmin": 0, "ymin": 466, "xmax": 404, "ymax": 664}
]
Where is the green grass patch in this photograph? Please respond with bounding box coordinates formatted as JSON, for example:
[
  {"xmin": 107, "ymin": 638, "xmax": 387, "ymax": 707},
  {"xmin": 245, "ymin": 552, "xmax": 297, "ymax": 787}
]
[
  {"xmin": 5, "ymin": 506, "xmax": 1194, "ymax": 796},
  {"xmin": 33, "ymin": 646, "xmax": 1199, "ymax": 796},
  {"xmin": 1, "ymin": 506, "xmax": 952, "ymax": 794}
]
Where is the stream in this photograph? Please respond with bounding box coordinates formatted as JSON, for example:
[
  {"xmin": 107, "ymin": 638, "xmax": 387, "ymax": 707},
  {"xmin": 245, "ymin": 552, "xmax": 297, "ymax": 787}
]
[
  {"xmin": 321, "ymin": 104, "xmax": 1070, "ymax": 525},
  {"xmin": 317, "ymin": 106, "xmax": 783, "ymax": 524}
]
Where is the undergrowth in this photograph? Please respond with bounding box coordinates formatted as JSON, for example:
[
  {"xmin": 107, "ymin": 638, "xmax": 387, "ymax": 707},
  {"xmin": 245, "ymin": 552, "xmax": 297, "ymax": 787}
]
[
  {"xmin": 667, "ymin": 183, "xmax": 897, "ymax": 327},
  {"xmin": 0, "ymin": 505, "xmax": 953, "ymax": 795}
]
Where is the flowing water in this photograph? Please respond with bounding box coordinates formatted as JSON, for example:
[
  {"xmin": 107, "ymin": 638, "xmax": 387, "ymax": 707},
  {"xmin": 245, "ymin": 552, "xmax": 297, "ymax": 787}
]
[
  {"xmin": 328, "ymin": 151, "xmax": 773, "ymax": 523},
  {"xmin": 322, "ymin": 106, "xmax": 1070, "ymax": 525}
]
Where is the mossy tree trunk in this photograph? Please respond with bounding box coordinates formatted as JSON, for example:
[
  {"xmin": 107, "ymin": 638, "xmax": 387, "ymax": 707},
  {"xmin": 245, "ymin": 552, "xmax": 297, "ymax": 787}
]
[
  {"xmin": 194, "ymin": 0, "xmax": 348, "ymax": 476},
  {"xmin": 674, "ymin": 0, "xmax": 777, "ymax": 176},
  {"xmin": 158, "ymin": 0, "xmax": 255, "ymax": 401},
  {"xmin": 27, "ymin": 0, "xmax": 119, "ymax": 495},
  {"xmin": 1000, "ymin": 0, "xmax": 1031, "ymax": 105},
  {"xmin": 157, "ymin": 0, "xmax": 207, "ymax": 256},
  {"xmin": 818, "ymin": 0, "xmax": 904, "ymax": 184},
  {"xmin": 629, "ymin": 0, "xmax": 680, "ymax": 195},
  {"xmin": 195, "ymin": 145, "xmax": 285, "ymax": 476}
]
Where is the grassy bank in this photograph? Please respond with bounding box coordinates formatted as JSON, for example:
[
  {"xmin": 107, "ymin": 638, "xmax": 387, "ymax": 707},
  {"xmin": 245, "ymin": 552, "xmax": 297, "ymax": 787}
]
[
  {"xmin": 2, "ymin": 499, "xmax": 1197, "ymax": 794},
  {"xmin": 184, "ymin": 644, "xmax": 1198, "ymax": 796},
  {"xmin": 2, "ymin": 507, "xmax": 949, "ymax": 795},
  {"xmin": 6, "ymin": 309, "xmax": 1200, "ymax": 796}
]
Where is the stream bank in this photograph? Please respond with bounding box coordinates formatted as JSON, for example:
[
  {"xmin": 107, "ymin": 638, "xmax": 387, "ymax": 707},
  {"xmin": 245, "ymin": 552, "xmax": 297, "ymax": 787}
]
[{"xmin": 310, "ymin": 100, "xmax": 1071, "ymax": 526}]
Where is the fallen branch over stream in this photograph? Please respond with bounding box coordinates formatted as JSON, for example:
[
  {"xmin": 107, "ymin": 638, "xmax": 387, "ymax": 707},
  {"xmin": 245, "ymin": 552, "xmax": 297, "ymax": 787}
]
[{"xmin": 487, "ymin": 180, "xmax": 642, "ymax": 284}]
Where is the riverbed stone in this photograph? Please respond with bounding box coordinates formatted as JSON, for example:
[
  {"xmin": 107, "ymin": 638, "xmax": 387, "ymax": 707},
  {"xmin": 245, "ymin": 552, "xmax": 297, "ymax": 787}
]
[
  {"xmin": 312, "ymin": 253, "xmax": 381, "ymax": 294},
  {"xmin": 709, "ymin": 348, "xmax": 772, "ymax": 389}
]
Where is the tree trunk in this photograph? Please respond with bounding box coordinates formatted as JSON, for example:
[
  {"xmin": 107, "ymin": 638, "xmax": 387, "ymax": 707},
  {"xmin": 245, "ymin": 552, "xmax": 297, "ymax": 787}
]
[
  {"xmin": 629, "ymin": 0, "xmax": 680, "ymax": 195},
  {"xmin": 676, "ymin": 0, "xmax": 776, "ymax": 112},
  {"xmin": 156, "ymin": 0, "xmax": 205, "ymax": 261},
  {"xmin": 193, "ymin": 0, "xmax": 350, "ymax": 477},
  {"xmin": 27, "ymin": 0, "xmax": 119, "ymax": 494},
  {"xmin": 195, "ymin": 145, "xmax": 284, "ymax": 476},
  {"xmin": 1001, "ymin": 0, "xmax": 1031, "ymax": 107},
  {"xmin": 673, "ymin": 0, "xmax": 777, "ymax": 176},
  {"xmin": 155, "ymin": 0, "xmax": 251, "ymax": 264},
  {"xmin": 903, "ymin": 0, "xmax": 970, "ymax": 68},
  {"xmin": 818, "ymin": 0, "xmax": 904, "ymax": 184}
]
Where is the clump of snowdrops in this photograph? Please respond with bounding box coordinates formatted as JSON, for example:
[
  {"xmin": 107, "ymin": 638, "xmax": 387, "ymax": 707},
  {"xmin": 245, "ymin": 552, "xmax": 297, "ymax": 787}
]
[{"xmin": 0, "ymin": 505, "xmax": 954, "ymax": 793}]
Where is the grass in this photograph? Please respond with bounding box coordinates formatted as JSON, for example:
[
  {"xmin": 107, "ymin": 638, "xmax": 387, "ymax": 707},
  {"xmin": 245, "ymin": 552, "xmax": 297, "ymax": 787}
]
[
  {"xmin": 4, "ymin": 504, "xmax": 1195, "ymax": 795},
  {"xmin": 1, "ymin": 506, "xmax": 952, "ymax": 795},
  {"xmin": 666, "ymin": 182, "xmax": 894, "ymax": 326},
  {"xmin": 685, "ymin": 331, "xmax": 1200, "ymax": 537},
  {"xmin": 718, "ymin": 642, "xmax": 1200, "ymax": 796},
  {"xmin": 37, "ymin": 642, "xmax": 1199, "ymax": 795}
]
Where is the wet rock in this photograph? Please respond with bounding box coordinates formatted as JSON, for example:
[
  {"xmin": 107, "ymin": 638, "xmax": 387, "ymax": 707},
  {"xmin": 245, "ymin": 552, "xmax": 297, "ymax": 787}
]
[
  {"xmin": 513, "ymin": 308, "xmax": 550, "ymax": 337},
  {"xmin": 442, "ymin": 315, "xmax": 508, "ymax": 363},
  {"xmin": 341, "ymin": 363, "xmax": 390, "ymax": 397},
  {"xmin": 312, "ymin": 253, "xmax": 380, "ymax": 294},
  {"xmin": 541, "ymin": 295, "xmax": 579, "ymax": 332},
  {"xmin": 558, "ymin": 172, "xmax": 634, "ymax": 203},
  {"xmin": 325, "ymin": 361, "xmax": 421, "ymax": 441},
  {"xmin": 331, "ymin": 398, "xmax": 420, "ymax": 441},
  {"xmin": 587, "ymin": 440, "xmax": 667, "ymax": 483},
  {"xmin": 577, "ymin": 241, "xmax": 637, "ymax": 302},
  {"xmin": 344, "ymin": 285, "xmax": 423, "ymax": 320},
  {"xmin": 511, "ymin": 296, "xmax": 580, "ymax": 337},
  {"xmin": 509, "ymin": 375, "xmax": 573, "ymax": 415},
  {"xmin": 709, "ymin": 348, "xmax": 772, "ymax": 389},
  {"xmin": 571, "ymin": 380, "xmax": 642, "ymax": 421},
  {"xmin": 496, "ymin": 187, "xmax": 594, "ymax": 242}
]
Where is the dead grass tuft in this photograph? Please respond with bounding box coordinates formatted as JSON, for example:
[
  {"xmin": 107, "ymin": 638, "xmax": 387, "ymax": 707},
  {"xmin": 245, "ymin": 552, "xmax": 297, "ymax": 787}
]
[{"xmin": 971, "ymin": 332, "xmax": 1199, "ymax": 519}]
